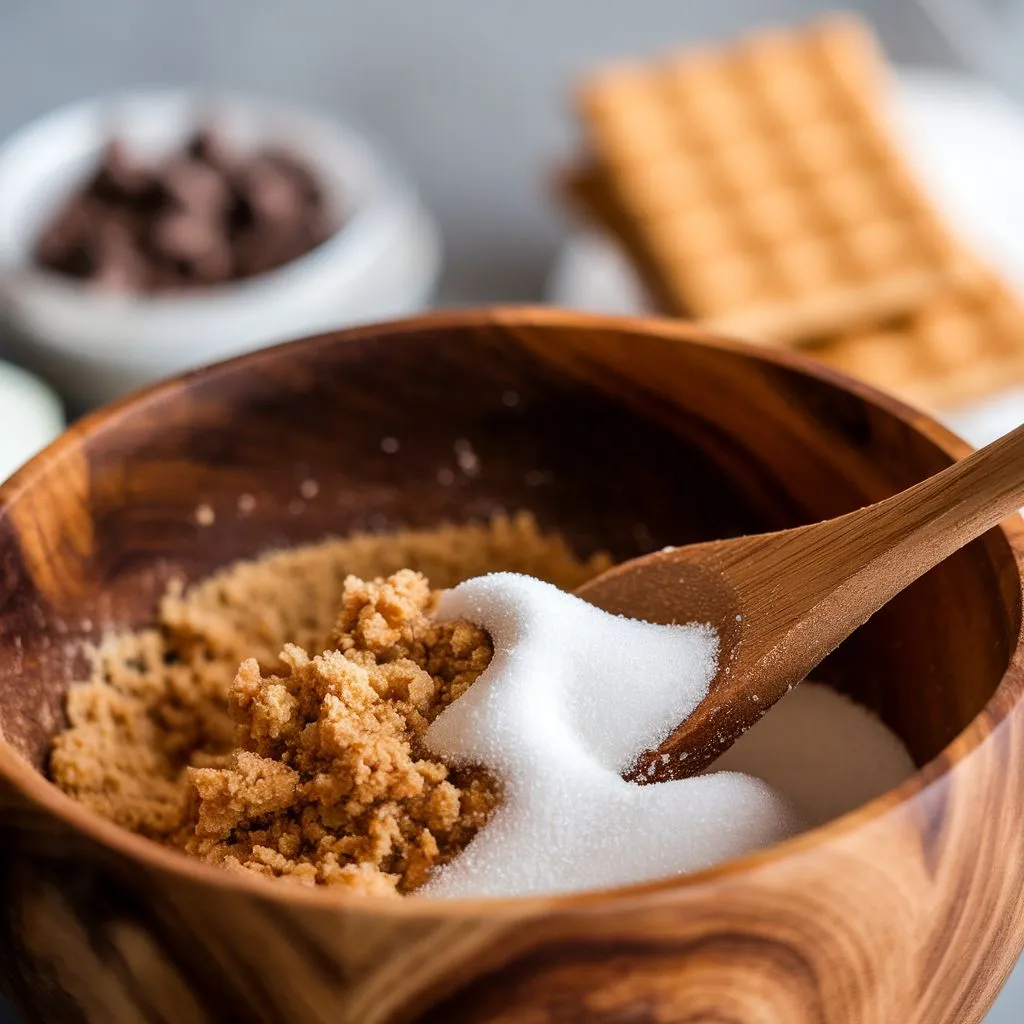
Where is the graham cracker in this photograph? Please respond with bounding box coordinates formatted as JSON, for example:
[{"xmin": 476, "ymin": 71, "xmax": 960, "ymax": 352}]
[
  {"xmin": 556, "ymin": 166, "xmax": 1024, "ymax": 410},
  {"xmin": 811, "ymin": 274, "xmax": 1024, "ymax": 411},
  {"xmin": 557, "ymin": 163, "xmax": 682, "ymax": 316},
  {"xmin": 574, "ymin": 13, "xmax": 973, "ymax": 344}
]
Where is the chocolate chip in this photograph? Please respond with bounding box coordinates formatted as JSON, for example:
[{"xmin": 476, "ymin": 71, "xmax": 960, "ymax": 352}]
[
  {"xmin": 239, "ymin": 158, "xmax": 305, "ymax": 226},
  {"xmin": 32, "ymin": 124, "xmax": 337, "ymax": 294},
  {"xmin": 265, "ymin": 147, "xmax": 323, "ymax": 205},
  {"xmin": 185, "ymin": 129, "xmax": 238, "ymax": 174},
  {"xmin": 191, "ymin": 246, "xmax": 234, "ymax": 284},
  {"xmin": 145, "ymin": 263, "xmax": 190, "ymax": 293},
  {"xmin": 52, "ymin": 242, "xmax": 97, "ymax": 279},
  {"xmin": 35, "ymin": 201, "xmax": 100, "ymax": 278},
  {"xmin": 227, "ymin": 190, "xmax": 256, "ymax": 236},
  {"xmin": 89, "ymin": 249, "xmax": 146, "ymax": 292},
  {"xmin": 161, "ymin": 157, "xmax": 231, "ymax": 216},
  {"xmin": 86, "ymin": 140, "xmax": 150, "ymax": 205},
  {"xmin": 233, "ymin": 229, "xmax": 293, "ymax": 278},
  {"xmin": 150, "ymin": 210, "xmax": 219, "ymax": 261},
  {"xmin": 130, "ymin": 177, "xmax": 171, "ymax": 216}
]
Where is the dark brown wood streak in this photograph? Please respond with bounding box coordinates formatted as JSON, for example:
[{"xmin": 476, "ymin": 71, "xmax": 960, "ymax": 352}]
[{"xmin": 0, "ymin": 307, "xmax": 1021, "ymax": 1023}]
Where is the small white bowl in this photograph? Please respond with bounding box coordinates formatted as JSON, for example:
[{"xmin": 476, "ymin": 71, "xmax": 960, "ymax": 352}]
[
  {"xmin": 0, "ymin": 89, "xmax": 442, "ymax": 409},
  {"xmin": 0, "ymin": 359, "xmax": 65, "ymax": 483}
]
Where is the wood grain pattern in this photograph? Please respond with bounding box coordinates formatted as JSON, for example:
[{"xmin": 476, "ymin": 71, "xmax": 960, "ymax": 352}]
[
  {"xmin": 0, "ymin": 308, "xmax": 1022, "ymax": 1023},
  {"xmin": 579, "ymin": 421, "xmax": 1024, "ymax": 779}
]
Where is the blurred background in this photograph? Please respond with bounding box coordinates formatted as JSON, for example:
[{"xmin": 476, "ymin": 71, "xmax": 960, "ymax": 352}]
[
  {"xmin": 2, "ymin": 1, "xmax": 1024, "ymax": 1020},
  {"xmin": 0, "ymin": 0, "xmax": 955, "ymax": 304}
]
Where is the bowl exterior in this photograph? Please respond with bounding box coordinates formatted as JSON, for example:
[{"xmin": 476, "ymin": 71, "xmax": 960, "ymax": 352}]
[{"xmin": 4, "ymin": 742, "xmax": 1022, "ymax": 1024}]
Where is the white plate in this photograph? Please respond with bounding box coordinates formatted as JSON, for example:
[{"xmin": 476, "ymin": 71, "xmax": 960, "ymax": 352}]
[{"xmin": 547, "ymin": 69, "xmax": 1024, "ymax": 449}]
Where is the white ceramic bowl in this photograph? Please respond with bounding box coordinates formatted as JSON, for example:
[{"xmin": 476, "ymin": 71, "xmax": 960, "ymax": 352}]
[
  {"xmin": 0, "ymin": 359, "xmax": 65, "ymax": 483},
  {"xmin": 0, "ymin": 89, "xmax": 442, "ymax": 409}
]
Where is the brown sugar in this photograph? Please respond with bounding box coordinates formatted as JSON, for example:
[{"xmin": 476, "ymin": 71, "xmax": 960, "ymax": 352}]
[
  {"xmin": 183, "ymin": 570, "xmax": 498, "ymax": 893},
  {"xmin": 50, "ymin": 513, "xmax": 611, "ymax": 895}
]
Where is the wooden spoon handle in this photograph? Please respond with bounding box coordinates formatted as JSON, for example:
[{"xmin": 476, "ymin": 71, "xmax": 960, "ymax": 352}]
[
  {"xmin": 738, "ymin": 421, "xmax": 1024, "ymax": 702},
  {"xmin": 670, "ymin": 421, "xmax": 1024, "ymax": 775},
  {"xmin": 827, "ymin": 420, "xmax": 1024, "ymax": 598},
  {"xmin": 592, "ymin": 421, "xmax": 1024, "ymax": 781}
]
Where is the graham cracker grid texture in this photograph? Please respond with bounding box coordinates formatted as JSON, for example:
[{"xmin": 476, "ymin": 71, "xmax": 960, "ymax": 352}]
[
  {"xmin": 574, "ymin": 13, "xmax": 973, "ymax": 346},
  {"xmin": 556, "ymin": 165, "xmax": 1024, "ymax": 412}
]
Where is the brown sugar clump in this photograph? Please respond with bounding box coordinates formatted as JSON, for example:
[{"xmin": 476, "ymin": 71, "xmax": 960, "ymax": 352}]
[
  {"xmin": 183, "ymin": 570, "xmax": 498, "ymax": 893},
  {"xmin": 49, "ymin": 513, "xmax": 611, "ymax": 895}
]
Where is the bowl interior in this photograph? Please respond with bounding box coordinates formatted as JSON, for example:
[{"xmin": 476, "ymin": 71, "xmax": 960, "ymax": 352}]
[{"xmin": 0, "ymin": 313, "xmax": 1019, "ymax": 781}]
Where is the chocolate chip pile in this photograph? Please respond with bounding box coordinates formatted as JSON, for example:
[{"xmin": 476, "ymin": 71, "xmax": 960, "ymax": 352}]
[{"xmin": 34, "ymin": 129, "xmax": 337, "ymax": 293}]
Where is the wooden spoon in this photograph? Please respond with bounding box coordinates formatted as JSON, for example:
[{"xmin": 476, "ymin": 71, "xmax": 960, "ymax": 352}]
[{"xmin": 577, "ymin": 421, "xmax": 1024, "ymax": 783}]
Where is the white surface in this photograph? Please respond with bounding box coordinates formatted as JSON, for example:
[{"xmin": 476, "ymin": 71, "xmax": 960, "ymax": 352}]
[
  {"xmin": 893, "ymin": 71, "xmax": 1024, "ymax": 294},
  {"xmin": 424, "ymin": 572, "xmax": 801, "ymax": 898},
  {"xmin": 548, "ymin": 69, "xmax": 1024, "ymax": 448},
  {"xmin": 547, "ymin": 68, "xmax": 1024, "ymax": 1017},
  {"xmin": 0, "ymin": 360, "xmax": 64, "ymax": 483},
  {"xmin": 0, "ymin": 89, "xmax": 442, "ymax": 409}
]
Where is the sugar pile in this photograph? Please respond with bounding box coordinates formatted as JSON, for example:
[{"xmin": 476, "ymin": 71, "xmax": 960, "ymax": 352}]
[
  {"xmin": 422, "ymin": 573, "xmax": 804, "ymax": 898},
  {"xmin": 713, "ymin": 681, "xmax": 915, "ymax": 826}
]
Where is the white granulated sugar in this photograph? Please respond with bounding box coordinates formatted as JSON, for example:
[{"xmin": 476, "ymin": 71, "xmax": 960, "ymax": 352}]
[
  {"xmin": 711, "ymin": 682, "xmax": 915, "ymax": 826},
  {"xmin": 422, "ymin": 573, "xmax": 803, "ymax": 898}
]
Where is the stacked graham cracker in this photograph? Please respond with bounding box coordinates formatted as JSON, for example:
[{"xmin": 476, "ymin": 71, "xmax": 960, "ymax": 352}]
[{"xmin": 561, "ymin": 12, "xmax": 1024, "ymax": 411}]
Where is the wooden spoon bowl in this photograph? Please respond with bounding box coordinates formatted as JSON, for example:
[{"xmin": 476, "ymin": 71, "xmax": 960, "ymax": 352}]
[{"xmin": 1, "ymin": 308, "xmax": 1022, "ymax": 1023}]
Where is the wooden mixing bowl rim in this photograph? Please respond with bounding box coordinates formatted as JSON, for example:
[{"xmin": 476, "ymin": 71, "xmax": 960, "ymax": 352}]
[{"xmin": 1, "ymin": 306, "xmax": 1022, "ymax": 918}]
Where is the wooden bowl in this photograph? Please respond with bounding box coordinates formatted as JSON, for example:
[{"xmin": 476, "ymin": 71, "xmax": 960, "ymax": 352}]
[{"xmin": 1, "ymin": 308, "xmax": 1022, "ymax": 1023}]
